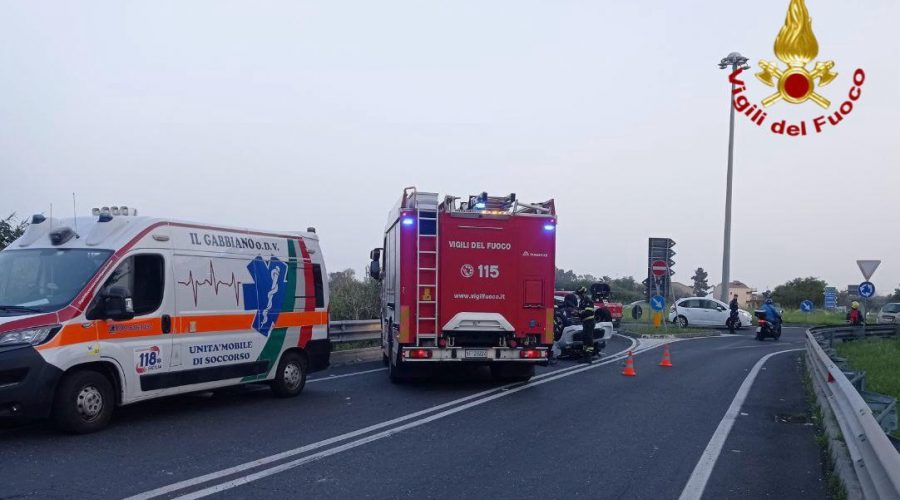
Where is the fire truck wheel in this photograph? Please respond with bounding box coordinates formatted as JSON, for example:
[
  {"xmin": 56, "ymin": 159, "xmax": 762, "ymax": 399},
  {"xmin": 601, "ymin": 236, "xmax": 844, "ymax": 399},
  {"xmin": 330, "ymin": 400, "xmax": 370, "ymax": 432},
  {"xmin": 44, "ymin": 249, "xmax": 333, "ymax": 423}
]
[
  {"xmin": 52, "ymin": 369, "xmax": 115, "ymax": 434},
  {"xmin": 382, "ymin": 321, "xmax": 392, "ymax": 366},
  {"xmin": 271, "ymin": 351, "xmax": 307, "ymax": 398},
  {"xmin": 490, "ymin": 364, "xmax": 534, "ymax": 382},
  {"xmin": 388, "ymin": 338, "xmax": 409, "ymax": 384}
]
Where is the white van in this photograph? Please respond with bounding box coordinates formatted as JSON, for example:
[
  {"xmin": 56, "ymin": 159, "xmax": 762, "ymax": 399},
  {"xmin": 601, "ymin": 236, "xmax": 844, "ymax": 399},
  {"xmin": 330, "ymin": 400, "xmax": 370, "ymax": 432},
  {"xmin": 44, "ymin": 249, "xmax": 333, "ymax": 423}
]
[{"xmin": 0, "ymin": 207, "xmax": 330, "ymax": 433}]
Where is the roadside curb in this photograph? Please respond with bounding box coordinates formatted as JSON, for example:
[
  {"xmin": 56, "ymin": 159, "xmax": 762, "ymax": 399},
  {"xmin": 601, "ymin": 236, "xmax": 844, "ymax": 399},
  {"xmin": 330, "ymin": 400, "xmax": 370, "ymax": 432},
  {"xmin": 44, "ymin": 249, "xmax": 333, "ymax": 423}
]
[{"xmin": 330, "ymin": 347, "xmax": 382, "ymax": 367}]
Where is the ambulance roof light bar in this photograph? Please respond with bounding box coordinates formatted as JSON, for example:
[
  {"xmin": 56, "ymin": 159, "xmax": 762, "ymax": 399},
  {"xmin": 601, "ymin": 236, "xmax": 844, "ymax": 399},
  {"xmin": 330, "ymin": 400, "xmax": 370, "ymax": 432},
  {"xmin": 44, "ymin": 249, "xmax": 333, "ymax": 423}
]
[{"xmin": 91, "ymin": 205, "xmax": 138, "ymax": 220}]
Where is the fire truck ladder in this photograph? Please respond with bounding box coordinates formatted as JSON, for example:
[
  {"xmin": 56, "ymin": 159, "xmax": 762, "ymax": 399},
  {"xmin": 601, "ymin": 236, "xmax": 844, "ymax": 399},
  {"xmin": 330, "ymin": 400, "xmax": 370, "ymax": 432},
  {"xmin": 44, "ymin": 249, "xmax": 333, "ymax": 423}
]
[{"xmin": 412, "ymin": 191, "xmax": 439, "ymax": 345}]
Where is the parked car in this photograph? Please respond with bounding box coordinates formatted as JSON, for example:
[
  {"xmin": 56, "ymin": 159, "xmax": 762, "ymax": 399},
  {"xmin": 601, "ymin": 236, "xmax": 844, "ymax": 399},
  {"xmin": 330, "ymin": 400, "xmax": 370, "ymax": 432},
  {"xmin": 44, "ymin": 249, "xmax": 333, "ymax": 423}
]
[
  {"xmin": 668, "ymin": 297, "xmax": 753, "ymax": 329},
  {"xmin": 878, "ymin": 303, "xmax": 900, "ymax": 324}
]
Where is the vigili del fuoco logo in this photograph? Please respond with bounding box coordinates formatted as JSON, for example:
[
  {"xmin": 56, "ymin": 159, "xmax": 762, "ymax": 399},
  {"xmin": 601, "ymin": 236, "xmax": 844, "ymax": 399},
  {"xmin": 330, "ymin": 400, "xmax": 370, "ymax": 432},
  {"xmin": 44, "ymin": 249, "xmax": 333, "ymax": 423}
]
[{"xmin": 728, "ymin": 0, "xmax": 866, "ymax": 136}]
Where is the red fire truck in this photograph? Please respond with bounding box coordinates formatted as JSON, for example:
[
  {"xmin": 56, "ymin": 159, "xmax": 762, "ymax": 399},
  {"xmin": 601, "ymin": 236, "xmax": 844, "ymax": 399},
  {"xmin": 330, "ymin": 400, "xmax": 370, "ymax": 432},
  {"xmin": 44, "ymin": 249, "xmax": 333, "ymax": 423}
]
[{"xmin": 368, "ymin": 188, "xmax": 557, "ymax": 382}]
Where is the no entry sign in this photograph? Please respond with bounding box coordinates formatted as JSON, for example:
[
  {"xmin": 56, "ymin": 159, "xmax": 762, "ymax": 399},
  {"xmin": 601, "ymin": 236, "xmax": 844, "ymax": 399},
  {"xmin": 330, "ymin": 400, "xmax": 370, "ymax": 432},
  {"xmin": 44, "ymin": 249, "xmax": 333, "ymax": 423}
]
[{"xmin": 651, "ymin": 260, "xmax": 667, "ymax": 277}]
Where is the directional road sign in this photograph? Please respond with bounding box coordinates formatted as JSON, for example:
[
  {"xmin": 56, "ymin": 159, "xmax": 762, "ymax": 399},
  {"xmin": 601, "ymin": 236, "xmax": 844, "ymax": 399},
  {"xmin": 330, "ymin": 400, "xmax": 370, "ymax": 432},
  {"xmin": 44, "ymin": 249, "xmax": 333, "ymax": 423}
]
[
  {"xmin": 650, "ymin": 295, "xmax": 665, "ymax": 311},
  {"xmin": 856, "ymin": 260, "xmax": 881, "ymax": 281},
  {"xmin": 858, "ymin": 281, "xmax": 876, "ymax": 299},
  {"xmin": 800, "ymin": 300, "xmax": 814, "ymax": 312},
  {"xmin": 651, "ymin": 260, "xmax": 667, "ymax": 278}
]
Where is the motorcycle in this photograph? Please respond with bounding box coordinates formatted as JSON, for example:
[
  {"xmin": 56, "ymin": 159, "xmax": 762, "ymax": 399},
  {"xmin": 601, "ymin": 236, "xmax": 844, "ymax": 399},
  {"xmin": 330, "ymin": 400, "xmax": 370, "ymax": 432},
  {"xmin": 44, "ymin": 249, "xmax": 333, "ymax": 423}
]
[
  {"xmin": 754, "ymin": 309, "xmax": 781, "ymax": 341},
  {"xmin": 551, "ymin": 302, "xmax": 612, "ymax": 360}
]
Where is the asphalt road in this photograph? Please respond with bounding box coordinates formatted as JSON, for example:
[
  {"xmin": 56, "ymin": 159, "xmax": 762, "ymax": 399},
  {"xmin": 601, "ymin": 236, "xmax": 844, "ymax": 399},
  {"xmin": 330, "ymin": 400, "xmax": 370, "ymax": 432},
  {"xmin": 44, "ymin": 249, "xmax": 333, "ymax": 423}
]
[{"xmin": 0, "ymin": 328, "xmax": 826, "ymax": 500}]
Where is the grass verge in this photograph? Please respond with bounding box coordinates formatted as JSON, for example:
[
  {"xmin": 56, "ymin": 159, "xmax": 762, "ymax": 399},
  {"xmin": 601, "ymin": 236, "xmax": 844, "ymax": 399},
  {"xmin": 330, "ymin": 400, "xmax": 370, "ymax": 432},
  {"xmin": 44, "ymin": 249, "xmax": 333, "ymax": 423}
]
[
  {"xmin": 803, "ymin": 357, "xmax": 849, "ymax": 500},
  {"xmin": 836, "ymin": 337, "xmax": 900, "ymax": 439}
]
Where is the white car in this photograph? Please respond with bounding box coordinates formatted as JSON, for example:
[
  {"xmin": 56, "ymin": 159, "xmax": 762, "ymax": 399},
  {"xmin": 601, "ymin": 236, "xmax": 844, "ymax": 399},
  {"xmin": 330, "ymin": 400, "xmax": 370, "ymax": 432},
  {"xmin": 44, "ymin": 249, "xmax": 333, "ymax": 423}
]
[
  {"xmin": 878, "ymin": 303, "xmax": 900, "ymax": 324},
  {"xmin": 668, "ymin": 297, "xmax": 752, "ymax": 329}
]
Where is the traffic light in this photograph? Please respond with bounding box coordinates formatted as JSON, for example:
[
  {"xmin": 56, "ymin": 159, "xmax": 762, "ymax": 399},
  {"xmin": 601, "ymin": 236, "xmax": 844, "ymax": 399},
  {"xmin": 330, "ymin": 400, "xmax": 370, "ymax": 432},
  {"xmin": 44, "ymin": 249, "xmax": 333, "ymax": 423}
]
[{"xmin": 648, "ymin": 238, "xmax": 676, "ymax": 299}]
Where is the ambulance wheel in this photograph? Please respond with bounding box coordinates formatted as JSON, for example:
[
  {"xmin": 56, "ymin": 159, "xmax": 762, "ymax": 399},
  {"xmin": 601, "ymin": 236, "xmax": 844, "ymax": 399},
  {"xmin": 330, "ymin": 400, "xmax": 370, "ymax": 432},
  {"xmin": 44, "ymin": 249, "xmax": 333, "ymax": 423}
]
[
  {"xmin": 271, "ymin": 351, "xmax": 307, "ymax": 398},
  {"xmin": 490, "ymin": 364, "xmax": 535, "ymax": 382},
  {"xmin": 52, "ymin": 369, "xmax": 115, "ymax": 434}
]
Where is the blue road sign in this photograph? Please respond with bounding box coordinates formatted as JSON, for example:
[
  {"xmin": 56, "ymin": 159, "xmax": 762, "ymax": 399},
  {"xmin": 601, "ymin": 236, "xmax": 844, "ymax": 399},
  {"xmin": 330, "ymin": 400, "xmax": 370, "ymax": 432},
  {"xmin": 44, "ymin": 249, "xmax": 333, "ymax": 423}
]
[
  {"xmin": 800, "ymin": 300, "xmax": 814, "ymax": 312},
  {"xmin": 650, "ymin": 295, "xmax": 665, "ymax": 311},
  {"xmin": 858, "ymin": 281, "xmax": 876, "ymax": 298}
]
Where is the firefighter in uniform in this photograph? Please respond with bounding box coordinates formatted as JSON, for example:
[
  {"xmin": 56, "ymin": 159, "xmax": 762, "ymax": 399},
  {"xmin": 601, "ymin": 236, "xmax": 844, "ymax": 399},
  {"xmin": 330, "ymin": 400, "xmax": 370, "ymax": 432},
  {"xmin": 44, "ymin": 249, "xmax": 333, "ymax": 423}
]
[{"xmin": 573, "ymin": 287, "xmax": 596, "ymax": 362}]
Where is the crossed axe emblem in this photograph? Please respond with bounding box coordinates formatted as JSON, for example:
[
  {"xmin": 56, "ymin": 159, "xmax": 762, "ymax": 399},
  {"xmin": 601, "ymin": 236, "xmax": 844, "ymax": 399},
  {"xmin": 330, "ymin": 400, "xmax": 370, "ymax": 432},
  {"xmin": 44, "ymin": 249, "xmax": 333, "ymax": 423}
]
[{"xmin": 756, "ymin": 60, "xmax": 838, "ymax": 108}]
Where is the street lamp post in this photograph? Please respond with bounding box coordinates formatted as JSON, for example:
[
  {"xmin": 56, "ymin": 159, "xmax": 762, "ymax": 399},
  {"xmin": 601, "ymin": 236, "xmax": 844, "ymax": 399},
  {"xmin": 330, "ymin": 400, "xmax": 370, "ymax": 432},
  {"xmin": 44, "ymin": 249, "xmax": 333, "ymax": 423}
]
[{"xmin": 717, "ymin": 52, "xmax": 750, "ymax": 302}]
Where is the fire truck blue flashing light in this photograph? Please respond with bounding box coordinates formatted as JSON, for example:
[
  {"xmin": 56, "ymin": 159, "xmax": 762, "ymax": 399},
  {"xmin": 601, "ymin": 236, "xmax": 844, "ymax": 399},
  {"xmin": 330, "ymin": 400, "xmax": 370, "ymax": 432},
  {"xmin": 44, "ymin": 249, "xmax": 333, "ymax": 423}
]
[
  {"xmin": 543, "ymin": 221, "xmax": 556, "ymax": 231},
  {"xmin": 402, "ymin": 217, "xmax": 415, "ymax": 226}
]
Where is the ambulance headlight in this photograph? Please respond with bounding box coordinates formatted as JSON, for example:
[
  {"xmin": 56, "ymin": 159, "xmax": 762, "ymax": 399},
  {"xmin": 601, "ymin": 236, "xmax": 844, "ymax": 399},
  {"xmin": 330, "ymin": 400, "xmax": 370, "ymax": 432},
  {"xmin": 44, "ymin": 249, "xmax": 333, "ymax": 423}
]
[{"xmin": 0, "ymin": 325, "xmax": 61, "ymax": 346}]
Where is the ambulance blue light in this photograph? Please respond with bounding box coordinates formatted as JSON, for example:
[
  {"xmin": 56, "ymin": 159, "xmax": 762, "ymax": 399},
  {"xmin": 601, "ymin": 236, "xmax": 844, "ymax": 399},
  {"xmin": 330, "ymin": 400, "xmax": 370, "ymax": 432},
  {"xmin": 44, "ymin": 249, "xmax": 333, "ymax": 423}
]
[{"xmin": 402, "ymin": 217, "xmax": 415, "ymax": 226}]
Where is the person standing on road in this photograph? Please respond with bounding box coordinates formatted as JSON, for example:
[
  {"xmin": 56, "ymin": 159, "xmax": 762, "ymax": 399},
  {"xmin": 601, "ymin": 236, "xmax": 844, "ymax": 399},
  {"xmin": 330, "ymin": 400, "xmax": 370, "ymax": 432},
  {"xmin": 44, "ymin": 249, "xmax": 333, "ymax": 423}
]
[
  {"xmin": 728, "ymin": 294, "xmax": 740, "ymax": 334},
  {"xmin": 575, "ymin": 286, "xmax": 592, "ymax": 309},
  {"xmin": 579, "ymin": 304, "xmax": 596, "ymax": 363}
]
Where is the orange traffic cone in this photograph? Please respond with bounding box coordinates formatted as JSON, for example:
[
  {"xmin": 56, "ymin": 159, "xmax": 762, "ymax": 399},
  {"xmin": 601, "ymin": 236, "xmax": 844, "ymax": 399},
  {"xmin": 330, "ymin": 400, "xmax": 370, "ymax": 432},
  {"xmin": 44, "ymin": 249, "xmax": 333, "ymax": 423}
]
[
  {"xmin": 622, "ymin": 351, "xmax": 637, "ymax": 377},
  {"xmin": 659, "ymin": 344, "xmax": 673, "ymax": 368}
]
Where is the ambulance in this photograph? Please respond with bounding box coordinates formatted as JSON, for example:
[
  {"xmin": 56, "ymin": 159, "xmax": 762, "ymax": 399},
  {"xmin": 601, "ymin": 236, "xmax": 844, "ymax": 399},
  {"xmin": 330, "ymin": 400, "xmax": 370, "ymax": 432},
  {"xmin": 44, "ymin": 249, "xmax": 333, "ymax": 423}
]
[{"xmin": 0, "ymin": 207, "xmax": 330, "ymax": 433}]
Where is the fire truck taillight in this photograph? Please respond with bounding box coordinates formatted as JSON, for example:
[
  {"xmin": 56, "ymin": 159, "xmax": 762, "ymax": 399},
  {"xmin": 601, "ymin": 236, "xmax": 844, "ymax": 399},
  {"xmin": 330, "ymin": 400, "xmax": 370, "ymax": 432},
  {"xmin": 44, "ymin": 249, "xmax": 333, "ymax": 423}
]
[
  {"xmin": 406, "ymin": 349, "xmax": 432, "ymax": 359},
  {"xmin": 519, "ymin": 349, "xmax": 544, "ymax": 359}
]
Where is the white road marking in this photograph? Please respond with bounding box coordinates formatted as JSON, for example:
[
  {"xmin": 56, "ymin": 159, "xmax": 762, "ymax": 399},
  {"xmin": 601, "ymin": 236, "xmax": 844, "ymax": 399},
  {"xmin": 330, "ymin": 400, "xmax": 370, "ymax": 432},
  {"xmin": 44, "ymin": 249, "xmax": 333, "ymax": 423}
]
[
  {"xmin": 128, "ymin": 335, "xmax": 650, "ymax": 500},
  {"xmin": 306, "ymin": 367, "xmax": 387, "ymax": 383},
  {"xmin": 175, "ymin": 342, "xmax": 657, "ymax": 499},
  {"xmin": 677, "ymin": 348, "xmax": 803, "ymax": 500}
]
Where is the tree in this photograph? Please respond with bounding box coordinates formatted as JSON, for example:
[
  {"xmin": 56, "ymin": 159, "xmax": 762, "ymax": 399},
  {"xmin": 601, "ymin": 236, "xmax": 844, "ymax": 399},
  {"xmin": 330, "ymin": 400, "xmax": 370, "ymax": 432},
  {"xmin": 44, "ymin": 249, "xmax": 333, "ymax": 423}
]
[
  {"xmin": 691, "ymin": 267, "xmax": 710, "ymax": 297},
  {"xmin": 889, "ymin": 288, "xmax": 900, "ymax": 303},
  {"xmin": 328, "ymin": 269, "xmax": 381, "ymax": 320},
  {"xmin": 0, "ymin": 213, "xmax": 28, "ymax": 251},
  {"xmin": 771, "ymin": 277, "xmax": 828, "ymax": 309}
]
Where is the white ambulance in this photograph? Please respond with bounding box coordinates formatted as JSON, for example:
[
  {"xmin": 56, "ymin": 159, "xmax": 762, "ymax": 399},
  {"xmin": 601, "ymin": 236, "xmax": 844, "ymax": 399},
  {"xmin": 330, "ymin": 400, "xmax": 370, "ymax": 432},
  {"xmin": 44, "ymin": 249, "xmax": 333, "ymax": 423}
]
[{"xmin": 0, "ymin": 207, "xmax": 330, "ymax": 433}]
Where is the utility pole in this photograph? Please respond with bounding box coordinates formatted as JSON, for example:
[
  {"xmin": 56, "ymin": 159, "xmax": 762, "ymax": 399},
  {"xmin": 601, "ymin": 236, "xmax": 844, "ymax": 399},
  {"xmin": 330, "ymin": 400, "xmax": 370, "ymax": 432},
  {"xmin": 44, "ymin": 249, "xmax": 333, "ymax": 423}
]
[{"xmin": 717, "ymin": 52, "xmax": 750, "ymax": 302}]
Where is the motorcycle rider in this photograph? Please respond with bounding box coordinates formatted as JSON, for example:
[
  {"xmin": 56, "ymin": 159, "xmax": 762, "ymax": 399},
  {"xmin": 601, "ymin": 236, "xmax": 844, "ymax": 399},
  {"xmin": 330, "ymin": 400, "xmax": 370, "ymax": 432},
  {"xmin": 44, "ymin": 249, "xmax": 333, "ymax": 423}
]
[
  {"xmin": 847, "ymin": 301, "xmax": 865, "ymax": 325},
  {"xmin": 728, "ymin": 293, "xmax": 740, "ymax": 334},
  {"xmin": 761, "ymin": 298, "xmax": 782, "ymax": 334}
]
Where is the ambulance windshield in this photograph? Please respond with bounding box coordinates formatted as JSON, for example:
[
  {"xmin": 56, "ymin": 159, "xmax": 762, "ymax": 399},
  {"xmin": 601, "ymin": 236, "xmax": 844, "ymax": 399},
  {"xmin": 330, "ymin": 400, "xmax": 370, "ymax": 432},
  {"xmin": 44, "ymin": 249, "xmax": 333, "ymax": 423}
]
[{"xmin": 0, "ymin": 248, "xmax": 113, "ymax": 316}]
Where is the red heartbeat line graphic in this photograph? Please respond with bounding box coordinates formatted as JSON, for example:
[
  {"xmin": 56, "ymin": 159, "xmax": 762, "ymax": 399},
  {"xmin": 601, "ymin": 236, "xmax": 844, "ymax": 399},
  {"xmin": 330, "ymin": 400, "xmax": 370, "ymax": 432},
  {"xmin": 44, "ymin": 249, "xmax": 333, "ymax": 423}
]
[{"xmin": 178, "ymin": 261, "xmax": 242, "ymax": 307}]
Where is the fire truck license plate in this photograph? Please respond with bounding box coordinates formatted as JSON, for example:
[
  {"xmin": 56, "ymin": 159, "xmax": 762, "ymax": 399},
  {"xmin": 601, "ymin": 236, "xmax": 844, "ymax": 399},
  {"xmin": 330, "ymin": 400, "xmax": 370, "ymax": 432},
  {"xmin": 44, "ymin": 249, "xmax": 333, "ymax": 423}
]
[{"xmin": 465, "ymin": 349, "xmax": 488, "ymax": 359}]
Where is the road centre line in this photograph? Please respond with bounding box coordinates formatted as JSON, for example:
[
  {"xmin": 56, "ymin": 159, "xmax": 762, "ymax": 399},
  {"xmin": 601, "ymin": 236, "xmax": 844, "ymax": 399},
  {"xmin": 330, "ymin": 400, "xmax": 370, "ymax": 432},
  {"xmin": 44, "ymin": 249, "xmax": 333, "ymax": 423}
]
[
  {"xmin": 677, "ymin": 348, "xmax": 803, "ymax": 500},
  {"xmin": 128, "ymin": 335, "xmax": 644, "ymax": 500},
  {"xmin": 172, "ymin": 339, "xmax": 658, "ymax": 499}
]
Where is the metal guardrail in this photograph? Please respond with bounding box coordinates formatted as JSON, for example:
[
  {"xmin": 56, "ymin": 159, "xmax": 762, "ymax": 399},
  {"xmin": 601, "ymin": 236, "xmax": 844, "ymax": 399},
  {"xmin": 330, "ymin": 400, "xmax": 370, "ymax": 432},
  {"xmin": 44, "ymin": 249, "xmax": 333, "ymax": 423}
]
[
  {"xmin": 807, "ymin": 325, "xmax": 900, "ymax": 499},
  {"xmin": 329, "ymin": 319, "xmax": 381, "ymax": 344}
]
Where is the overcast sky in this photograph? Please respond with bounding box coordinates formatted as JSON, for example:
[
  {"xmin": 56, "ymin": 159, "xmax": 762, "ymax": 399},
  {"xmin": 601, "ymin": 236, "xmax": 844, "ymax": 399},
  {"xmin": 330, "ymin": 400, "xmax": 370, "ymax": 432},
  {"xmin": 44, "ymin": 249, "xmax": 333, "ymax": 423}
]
[{"xmin": 2, "ymin": 0, "xmax": 898, "ymax": 296}]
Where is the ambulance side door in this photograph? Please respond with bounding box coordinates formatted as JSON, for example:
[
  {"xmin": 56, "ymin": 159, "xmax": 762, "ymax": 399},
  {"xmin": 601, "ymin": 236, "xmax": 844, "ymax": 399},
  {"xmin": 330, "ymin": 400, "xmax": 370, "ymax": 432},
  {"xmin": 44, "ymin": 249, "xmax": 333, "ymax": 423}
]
[{"xmin": 90, "ymin": 251, "xmax": 175, "ymax": 402}]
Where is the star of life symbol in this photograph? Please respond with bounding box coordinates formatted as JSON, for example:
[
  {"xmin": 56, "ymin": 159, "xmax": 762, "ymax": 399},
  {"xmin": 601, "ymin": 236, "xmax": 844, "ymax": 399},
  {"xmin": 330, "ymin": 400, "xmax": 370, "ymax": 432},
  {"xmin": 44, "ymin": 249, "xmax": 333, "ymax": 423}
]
[
  {"xmin": 755, "ymin": 0, "xmax": 838, "ymax": 108},
  {"xmin": 242, "ymin": 256, "xmax": 288, "ymax": 336}
]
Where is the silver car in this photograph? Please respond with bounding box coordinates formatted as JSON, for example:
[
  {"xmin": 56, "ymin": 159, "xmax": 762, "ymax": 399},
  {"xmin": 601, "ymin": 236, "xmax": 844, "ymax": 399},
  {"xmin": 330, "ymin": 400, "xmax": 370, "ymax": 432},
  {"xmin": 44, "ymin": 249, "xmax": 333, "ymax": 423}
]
[{"xmin": 877, "ymin": 303, "xmax": 900, "ymax": 324}]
